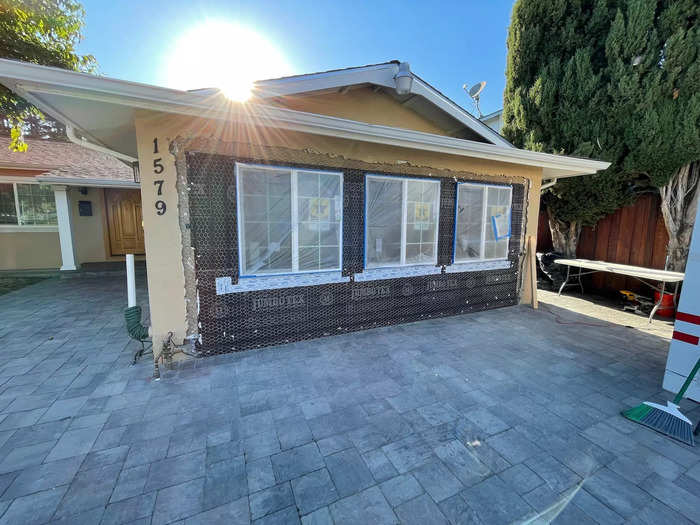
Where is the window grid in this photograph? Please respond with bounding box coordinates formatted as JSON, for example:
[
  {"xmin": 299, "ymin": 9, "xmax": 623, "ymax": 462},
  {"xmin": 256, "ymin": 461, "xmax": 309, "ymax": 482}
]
[
  {"xmin": 365, "ymin": 175, "xmax": 440, "ymax": 269},
  {"xmin": 16, "ymin": 183, "xmax": 57, "ymax": 225},
  {"xmin": 405, "ymin": 181, "xmax": 438, "ymax": 264},
  {"xmin": 454, "ymin": 182, "xmax": 512, "ymax": 263},
  {"xmin": 400, "ymin": 181, "xmax": 408, "ymax": 265},
  {"xmin": 0, "ymin": 183, "xmax": 17, "ymax": 224},
  {"xmin": 297, "ymin": 171, "xmax": 341, "ymax": 271},
  {"xmin": 0, "ymin": 182, "xmax": 57, "ymax": 226},
  {"xmin": 290, "ymin": 171, "xmax": 299, "ymax": 272},
  {"xmin": 238, "ymin": 168, "xmax": 292, "ymax": 275},
  {"xmin": 13, "ymin": 184, "xmax": 21, "ymax": 224},
  {"xmin": 236, "ymin": 163, "xmax": 343, "ymax": 277}
]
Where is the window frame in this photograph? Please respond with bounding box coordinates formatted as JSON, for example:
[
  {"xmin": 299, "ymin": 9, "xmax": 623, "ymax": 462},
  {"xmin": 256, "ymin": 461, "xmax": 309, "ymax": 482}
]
[
  {"xmin": 364, "ymin": 174, "xmax": 441, "ymax": 269},
  {"xmin": 0, "ymin": 179, "xmax": 58, "ymax": 232},
  {"xmin": 235, "ymin": 162, "xmax": 344, "ymax": 278},
  {"xmin": 452, "ymin": 182, "xmax": 512, "ymax": 263}
]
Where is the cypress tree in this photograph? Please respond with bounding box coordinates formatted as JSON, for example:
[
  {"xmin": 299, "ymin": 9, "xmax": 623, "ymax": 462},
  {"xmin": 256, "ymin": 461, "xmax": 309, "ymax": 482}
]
[{"xmin": 503, "ymin": 0, "xmax": 700, "ymax": 269}]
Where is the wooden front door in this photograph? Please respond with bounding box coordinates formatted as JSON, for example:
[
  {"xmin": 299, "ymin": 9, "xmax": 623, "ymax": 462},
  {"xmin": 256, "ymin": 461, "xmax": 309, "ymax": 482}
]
[{"xmin": 105, "ymin": 189, "xmax": 145, "ymax": 255}]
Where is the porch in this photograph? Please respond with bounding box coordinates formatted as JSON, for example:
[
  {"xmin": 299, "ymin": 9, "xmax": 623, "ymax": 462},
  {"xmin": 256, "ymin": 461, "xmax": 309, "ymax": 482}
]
[{"xmin": 0, "ymin": 183, "xmax": 144, "ymax": 272}]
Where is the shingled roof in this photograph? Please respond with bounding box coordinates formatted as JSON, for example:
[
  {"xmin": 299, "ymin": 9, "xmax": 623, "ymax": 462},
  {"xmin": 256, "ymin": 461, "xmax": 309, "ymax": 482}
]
[{"xmin": 0, "ymin": 136, "xmax": 133, "ymax": 182}]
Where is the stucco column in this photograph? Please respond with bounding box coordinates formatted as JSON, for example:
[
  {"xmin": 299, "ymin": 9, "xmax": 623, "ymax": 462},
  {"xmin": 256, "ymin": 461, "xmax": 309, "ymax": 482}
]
[
  {"xmin": 53, "ymin": 185, "xmax": 79, "ymax": 271},
  {"xmin": 134, "ymin": 114, "xmax": 188, "ymax": 356},
  {"xmin": 520, "ymin": 175, "xmax": 542, "ymax": 306}
]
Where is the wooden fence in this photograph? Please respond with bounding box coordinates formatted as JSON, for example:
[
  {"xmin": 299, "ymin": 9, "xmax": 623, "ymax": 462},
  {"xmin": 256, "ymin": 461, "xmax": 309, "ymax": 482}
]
[{"xmin": 537, "ymin": 193, "xmax": 669, "ymax": 295}]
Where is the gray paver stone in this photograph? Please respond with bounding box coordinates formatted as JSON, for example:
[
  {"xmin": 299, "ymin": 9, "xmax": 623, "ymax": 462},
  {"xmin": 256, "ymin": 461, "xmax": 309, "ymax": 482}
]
[
  {"xmin": 184, "ymin": 496, "xmax": 250, "ymax": 524},
  {"xmin": 411, "ymin": 460, "xmax": 463, "ymax": 503},
  {"xmin": 203, "ymin": 455, "xmax": 247, "ymax": 510},
  {"xmin": 329, "ymin": 486, "xmax": 397, "ymax": 525},
  {"xmin": 271, "ymin": 443, "xmax": 324, "ymax": 482},
  {"xmin": 394, "ymin": 493, "xmax": 449, "ymax": 525},
  {"xmin": 325, "ymin": 448, "xmax": 374, "ymax": 498},
  {"xmin": 583, "ymin": 468, "xmax": 650, "ymax": 519},
  {"xmin": 379, "ymin": 474, "xmax": 424, "ymax": 508},
  {"xmin": 291, "ymin": 468, "xmax": 339, "ymax": 515},
  {"xmin": 250, "ymin": 482, "xmax": 294, "ymax": 520},
  {"xmin": 462, "ymin": 474, "xmax": 533, "ymax": 525}
]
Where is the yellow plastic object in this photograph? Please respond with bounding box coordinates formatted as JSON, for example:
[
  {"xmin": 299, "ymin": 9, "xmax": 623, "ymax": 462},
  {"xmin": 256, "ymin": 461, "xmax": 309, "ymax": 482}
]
[{"xmin": 620, "ymin": 290, "xmax": 637, "ymax": 301}]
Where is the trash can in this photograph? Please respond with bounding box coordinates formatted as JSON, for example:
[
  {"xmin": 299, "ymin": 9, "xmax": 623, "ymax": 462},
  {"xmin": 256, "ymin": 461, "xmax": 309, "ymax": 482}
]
[{"xmin": 653, "ymin": 291, "xmax": 676, "ymax": 318}]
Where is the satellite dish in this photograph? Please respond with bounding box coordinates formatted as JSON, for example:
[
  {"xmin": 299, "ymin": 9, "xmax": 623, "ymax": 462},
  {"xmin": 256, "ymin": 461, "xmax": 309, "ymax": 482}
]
[
  {"xmin": 463, "ymin": 81, "xmax": 487, "ymax": 117},
  {"xmin": 468, "ymin": 81, "xmax": 486, "ymax": 98}
]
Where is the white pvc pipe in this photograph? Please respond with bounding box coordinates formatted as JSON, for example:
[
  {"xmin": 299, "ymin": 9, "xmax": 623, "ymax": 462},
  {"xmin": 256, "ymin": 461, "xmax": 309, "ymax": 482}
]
[
  {"xmin": 540, "ymin": 178, "xmax": 558, "ymax": 191},
  {"xmin": 126, "ymin": 254, "xmax": 136, "ymax": 307},
  {"xmin": 65, "ymin": 125, "xmax": 138, "ymax": 163}
]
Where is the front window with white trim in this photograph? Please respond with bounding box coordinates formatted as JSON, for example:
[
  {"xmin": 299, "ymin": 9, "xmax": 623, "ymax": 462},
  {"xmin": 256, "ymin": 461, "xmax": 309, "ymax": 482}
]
[
  {"xmin": 0, "ymin": 182, "xmax": 57, "ymax": 226},
  {"xmin": 454, "ymin": 183, "xmax": 512, "ymax": 262},
  {"xmin": 365, "ymin": 175, "xmax": 440, "ymax": 268},
  {"xmin": 236, "ymin": 164, "xmax": 342, "ymax": 276}
]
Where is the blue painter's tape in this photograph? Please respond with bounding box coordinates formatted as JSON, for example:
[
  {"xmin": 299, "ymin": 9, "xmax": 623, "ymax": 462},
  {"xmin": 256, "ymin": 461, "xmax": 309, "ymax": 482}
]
[{"xmin": 491, "ymin": 210, "xmax": 511, "ymax": 241}]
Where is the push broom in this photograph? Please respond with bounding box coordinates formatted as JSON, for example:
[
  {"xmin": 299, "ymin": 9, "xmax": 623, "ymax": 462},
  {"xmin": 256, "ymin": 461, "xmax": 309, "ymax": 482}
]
[{"xmin": 622, "ymin": 357, "xmax": 700, "ymax": 446}]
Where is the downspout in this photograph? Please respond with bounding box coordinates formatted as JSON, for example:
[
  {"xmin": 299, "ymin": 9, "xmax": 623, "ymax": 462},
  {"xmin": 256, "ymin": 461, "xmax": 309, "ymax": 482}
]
[{"xmin": 65, "ymin": 125, "xmax": 138, "ymax": 164}]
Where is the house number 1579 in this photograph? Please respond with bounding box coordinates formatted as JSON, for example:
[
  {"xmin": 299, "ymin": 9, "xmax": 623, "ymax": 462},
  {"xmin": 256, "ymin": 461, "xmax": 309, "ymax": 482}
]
[{"xmin": 153, "ymin": 137, "xmax": 166, "ymax": 215}]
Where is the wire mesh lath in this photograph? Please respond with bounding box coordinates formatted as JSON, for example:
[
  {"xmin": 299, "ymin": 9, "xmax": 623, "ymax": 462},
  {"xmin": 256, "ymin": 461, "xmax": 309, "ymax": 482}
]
[{"xmin": 186, "ymin": 152, "xmax": 525, "ymax": 355}]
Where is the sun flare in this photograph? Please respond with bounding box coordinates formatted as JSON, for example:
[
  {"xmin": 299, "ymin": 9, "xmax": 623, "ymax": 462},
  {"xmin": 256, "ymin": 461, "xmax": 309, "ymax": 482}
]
[{"xmin": 164, "ymin": 21, "xmax": 293, "ymax": 101}]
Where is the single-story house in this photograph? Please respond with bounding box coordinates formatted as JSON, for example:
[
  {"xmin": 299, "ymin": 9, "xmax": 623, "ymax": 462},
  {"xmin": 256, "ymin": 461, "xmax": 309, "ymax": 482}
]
[
  {"xmin": 0, "ymin": 59, "xmax": 609, "ymax": 355},
  {"xmin": 0, "ymin": 135, "xmax": 143, "ymax": 271}
]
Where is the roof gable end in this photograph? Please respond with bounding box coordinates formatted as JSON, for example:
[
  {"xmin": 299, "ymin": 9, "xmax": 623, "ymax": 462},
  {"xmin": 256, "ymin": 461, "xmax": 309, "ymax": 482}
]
[{"xmin": 251, "ymin": 62, "xmax": 513, "ymax": 148}]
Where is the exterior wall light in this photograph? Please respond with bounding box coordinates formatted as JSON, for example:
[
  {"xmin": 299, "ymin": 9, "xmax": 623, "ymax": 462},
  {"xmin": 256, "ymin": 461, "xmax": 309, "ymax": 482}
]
[{"xmin": 394, "ymin": 62, "xmax": 413, "ymax": 95}]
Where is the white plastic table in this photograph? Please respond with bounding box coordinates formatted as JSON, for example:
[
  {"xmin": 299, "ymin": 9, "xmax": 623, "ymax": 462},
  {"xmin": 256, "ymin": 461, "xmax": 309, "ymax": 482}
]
[{"xmin": 554, "ymin": 258, "xmax": 685, "ymax": 322}]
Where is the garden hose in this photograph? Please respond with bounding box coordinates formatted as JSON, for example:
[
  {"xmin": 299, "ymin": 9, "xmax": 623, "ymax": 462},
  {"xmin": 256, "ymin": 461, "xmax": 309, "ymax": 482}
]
[{"xmin": 125, "ymin": 306, "xmax": 150, "ymax": 341}]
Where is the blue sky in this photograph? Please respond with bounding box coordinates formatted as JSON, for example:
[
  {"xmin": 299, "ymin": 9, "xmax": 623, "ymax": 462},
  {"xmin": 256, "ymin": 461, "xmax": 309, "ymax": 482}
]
[{"xmin": 79, "ymin": 0, "xmax": 515, "ymax": 115}]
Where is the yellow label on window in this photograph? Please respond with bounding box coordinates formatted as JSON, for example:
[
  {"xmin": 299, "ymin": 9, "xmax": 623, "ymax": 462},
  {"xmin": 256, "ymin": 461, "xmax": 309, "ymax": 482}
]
[
  {"xmin": 414, "ymin": 202, "xmax": 430, "ymax": 222},
  {"xmin": 310, "ymin": 197, "xmax": 330, "ymax": 220}
]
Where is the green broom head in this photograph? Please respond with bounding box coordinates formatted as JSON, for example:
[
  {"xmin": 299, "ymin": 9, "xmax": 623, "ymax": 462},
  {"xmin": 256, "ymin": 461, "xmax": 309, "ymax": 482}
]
[
  {"xmin": 622, "ymin": 403, "xmax": 653, "ymax": 422},
  {"xmin": 622, "ymin": 401, "xmax": 694, "ymax": 447}
]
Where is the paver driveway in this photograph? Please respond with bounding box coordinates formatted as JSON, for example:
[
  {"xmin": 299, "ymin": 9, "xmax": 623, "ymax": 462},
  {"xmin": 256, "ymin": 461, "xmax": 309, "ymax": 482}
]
[{"xmin": 0, "ymin": 276, "xmax": 699, "ymax": 524}]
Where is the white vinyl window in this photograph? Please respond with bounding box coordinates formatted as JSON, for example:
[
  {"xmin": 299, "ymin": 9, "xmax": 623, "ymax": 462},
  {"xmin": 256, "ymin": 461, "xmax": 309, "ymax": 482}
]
[
  {"xmin": 236, "ymin": 163, "xmax": 343, "ymax": 276},
  {"xmin": 365, "ymin": 175, "xmax": 440, "ymax": 268},
  {"xmin": 0, "ymin": 182, "xmax": 57, "ymax": 226},
  {"xmin": 454, "ymin": 183, "xmax": 512, "ymax": 262}
]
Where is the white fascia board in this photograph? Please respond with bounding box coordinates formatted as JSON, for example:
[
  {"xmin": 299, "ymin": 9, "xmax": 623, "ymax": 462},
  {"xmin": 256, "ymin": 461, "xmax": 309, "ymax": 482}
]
[
  {"xmin": 35, "ymin": 176, "xmax": 139, "ymax": 188},
  {"xmin": 480, "ymin": 109, "xmax": 503, "ymax": 121},
  {"xmin": 409, "ymin": 78, "xmax": 513, "ymax": 149},
  {"xmin": 254, "ymin": 63, "xmax": 399, "ymax": 97},
  {"xmin": 0, "ymin": 174, "xmax": 46, "ymax": 183},
  {"xmin": 0, "ymin": 59, "xmax": 199, "ymax": 107},
  {"xmin": 234, "ymin": 106, "xmax": 610, "ymax": 176},
  {"xmin": 0, "ymin": 59, "xmax": 610, "ymax": 177}
]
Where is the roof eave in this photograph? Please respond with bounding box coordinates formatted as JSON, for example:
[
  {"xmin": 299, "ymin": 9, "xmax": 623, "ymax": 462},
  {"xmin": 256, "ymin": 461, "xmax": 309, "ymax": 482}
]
[
  {"xmin": 0, "ymin": 59, "xmax": 610, "ymax": 178},
  {"xmin": 0, "ymin": 162, "xmax": 62, "ymax": 171},
  {"xmin": 35, "ymin": 175, "xmax": 139, "ymax": 188}
]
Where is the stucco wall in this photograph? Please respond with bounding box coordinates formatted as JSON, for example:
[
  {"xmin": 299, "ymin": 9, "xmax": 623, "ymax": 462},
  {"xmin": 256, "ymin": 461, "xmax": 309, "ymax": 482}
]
[
  {"xmin": 134, "ymin": 117, "xmax": 189, "ymax": 354},
  {"xmin": 0, "ymin": 185, "xmax": 120, "ymax": 270},
  {"xmin": 0, "ymin": 231, "xmax": 61, "ymax": 269},
  {"xmin": 266, "ymin": 87, "xmax": 449, "ymax": 136},
  {"xmin": 133, "ymin": 110, "xmax": 543, "ymax": 355},
  {"xmin": 70, "ymin": 186, "xmax": 110, "ymax": 264}
]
